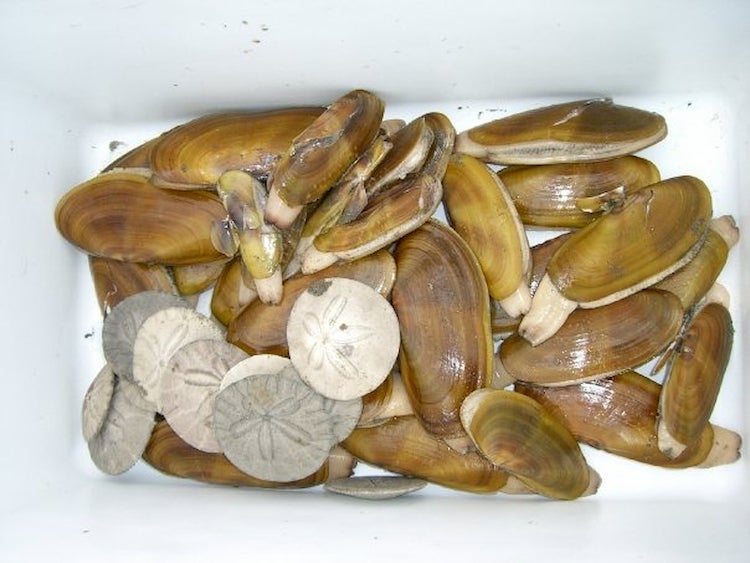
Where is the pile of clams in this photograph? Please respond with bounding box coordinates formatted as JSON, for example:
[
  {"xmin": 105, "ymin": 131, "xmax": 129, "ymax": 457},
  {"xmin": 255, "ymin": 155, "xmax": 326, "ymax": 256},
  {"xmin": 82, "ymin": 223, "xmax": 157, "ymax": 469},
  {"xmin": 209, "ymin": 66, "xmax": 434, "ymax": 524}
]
[{"xmin": 56, "ymin": 90, "xmax": 741, "ymax": 500}]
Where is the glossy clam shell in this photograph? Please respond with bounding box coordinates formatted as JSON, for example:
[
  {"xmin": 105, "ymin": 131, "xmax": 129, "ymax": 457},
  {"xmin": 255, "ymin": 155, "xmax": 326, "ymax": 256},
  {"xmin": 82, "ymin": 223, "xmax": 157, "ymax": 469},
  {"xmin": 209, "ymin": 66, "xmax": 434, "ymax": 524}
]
[
  {"xmin": 515, "ymin": 371, "xmax": 718, "ymax": 468},
  {"xmin": 210, "ymin": 257, "xmax": 257, "ymax": 326},
  {"xmin": 227, "ymin": 249, "xmax": 396, "ymax": 355},
  {"xmin": 500, "ymin": 289, "xmax": 684, "ymax": 386},
  {"xmin": 460, "ymin": 388, "xmax": 591, "ymax": 500},
  {"xmin": 88, "ymin": 256, "xmax": 177, "ymax": 313},
  {"xmin": 171, "ymin": 259, "xmax": 229, "ymax": 295},
  {"xmin": 546, "ymin": 175, "xmax": 712, "ymax": 305},
  {"xmin": 150, "ymin": 108, "xmax": 323, "ymax": 188},
  {"xmin": 55, "ymin": 171, "xmax": 226, "ymax": 265},
  {"xmin": 443, "ymin": 153, "xmax": 530, "ymax": 309},
  {"xmin": 268, "ymin": 90, "xmax": 384, "ymax": 208},
  {"xmin": 657, "ymin": 303, "xmax": 734, "ymax": 458},
  {"xmin": 365, "ymin": 116, "xmax": 434, "ymax": 196},
  {"xmin": 142, "ymin": 420, "xmax": 344, "ymax": 488},
  {"xmin": 342, "ymin": 416, "xmax": 511, "ymax": 494},
  {"xmin": 358, "ymin": 371, "xmax": 414, "ymax": 428},
  {"xmin": 653, "ymin": 216, "xmax": 737, "ymax": 310},
  {"xmin": 455, "ymin": 98, "xmax": 667, "ymax": 165},
  {"xmin": 391, "ymin": 220, "xmax": 494, "ymax": 443},
  {"xmin": 497, "ymin": 156, "xmax": 661, "ymax": 228}
]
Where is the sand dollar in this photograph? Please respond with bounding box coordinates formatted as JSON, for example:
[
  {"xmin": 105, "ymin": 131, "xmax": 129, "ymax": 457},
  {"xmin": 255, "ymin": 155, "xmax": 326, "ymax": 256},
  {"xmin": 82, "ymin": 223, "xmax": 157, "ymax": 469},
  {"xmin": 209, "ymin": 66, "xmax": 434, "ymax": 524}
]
[
  {"xmin": 160, "ymin": 339, "xmax": 249, "ymax": 453},
  {"xmin": 286, "ymin": 277, "xmax": 400, "ymax": 400}
]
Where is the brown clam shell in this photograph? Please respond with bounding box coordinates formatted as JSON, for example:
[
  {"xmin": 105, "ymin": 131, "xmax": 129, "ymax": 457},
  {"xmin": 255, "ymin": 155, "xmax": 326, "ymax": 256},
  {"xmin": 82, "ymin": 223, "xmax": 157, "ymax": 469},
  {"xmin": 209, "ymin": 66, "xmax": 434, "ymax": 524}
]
[
  {"xmin": 514, "ymin": 371, "xmax": 720, "ymax": 468},
  {"xmin": 342, "ymin": 415, "xmax": 511, "ymax": 494},
  {"xmin": 210, "ymin": 257, "xmax": 257, "ymax": 326},
  {"xmin": 546, "ymin": 175, "xmax": 712, "ymax": 305},
  {"xmin": 460, "ymin": 388, "xmax": 592, "ymax": 500},
  {"xmin": 88, "ymin": 256, "xmax": 177, "ymax": 313},
  {"xmin": 227, "ymin": 249, "xmax": 396, "ymax": 355},
  {"xmin": 55, "ymin": 171, "xmax": 226, "ymax": 265},
  {"xmin": 657, "ymin": 302, "xmax": 734, "ymax": 458},
  {"xmin": 455, "ymin": 98, "xmax": 667, "ymax": 165},
  {"xmin": 443, "ymin": 152, "xmax": 530, "ymax": 314},
  {"xmin": 500, "ymin": 289, "xmax": 684, "ymax": 386},
  {"xmin": 653, "ymin": 215, "xmax": 738, "ymax": 310},
  {"xmin": 497, "ymin": 156, "xmax": 661, "ymax": 228},
  {"xmin": 391, "ymin": 220, "xmax": 494, "ymax": 445},
  {"xmin": 358, "ymin": 371, "xmax": 414, "ymax": 428},
  {"xmin": 150, "ymin": 108, "xmax": 323, "ymax": 188},
  {"xmin": 171, "ymin": 259, "xmax": 229, "ymax": 295},
  {"xmin": 268, "ymin": 90, "xmax": 384, "ymax": 208},
  {"xmin": 143, "ymin": 419, "xmax": 346, "ymax": 488}
]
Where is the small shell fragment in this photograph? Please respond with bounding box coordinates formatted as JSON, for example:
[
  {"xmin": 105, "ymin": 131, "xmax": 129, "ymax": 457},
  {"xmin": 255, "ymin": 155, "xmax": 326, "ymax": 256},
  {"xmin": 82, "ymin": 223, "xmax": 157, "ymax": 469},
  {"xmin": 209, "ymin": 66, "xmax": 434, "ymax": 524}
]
[
  {"xmin": 102, "ymin": 291, "xmax": 189, "ymax": 381},
  {"xmin": 131, "ymin": 307, "xmax": 225, "ymax": 411},
  {"xmin": 160, "ymin": 339, "xmax": 249, "ymax": 452},
  {"xmin": 286, "ymin": 277, "xmax": 400, "ymax": 401},
  {"xmin": 87, "ymin": 374, "xmax": 157, "ymax": 475},
  {"xmin": 324, "ymin": 476, "xmax": 427, "ymax": 500}
]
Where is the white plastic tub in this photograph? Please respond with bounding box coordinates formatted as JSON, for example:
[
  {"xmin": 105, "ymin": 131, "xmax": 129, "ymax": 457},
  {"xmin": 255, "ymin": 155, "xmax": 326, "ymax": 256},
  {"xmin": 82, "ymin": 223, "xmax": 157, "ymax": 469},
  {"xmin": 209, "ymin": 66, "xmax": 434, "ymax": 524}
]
[{"xmin": 2, "ymin": 0, "xmax": 748, "ymax": 560}]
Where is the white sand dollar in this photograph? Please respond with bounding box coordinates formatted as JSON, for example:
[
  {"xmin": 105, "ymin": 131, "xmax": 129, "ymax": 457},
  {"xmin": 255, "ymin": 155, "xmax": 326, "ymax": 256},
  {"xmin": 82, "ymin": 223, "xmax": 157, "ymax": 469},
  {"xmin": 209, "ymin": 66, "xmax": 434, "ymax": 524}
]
[
  {"xmin": 219, "ymin": 354, "xmax": 292, "ymax": 391},
  {"xmin": 102, "ymin": 291, "xmax": 188, "ymax": 381},
  {"xmin": 286, "ymin": 277, "xmax": 400, "ymax": 401},
  {"xmin": 160, "ymin": 339, "xmax": 249, "ymax": 453},
  {"xmin": 213, "ymin": 367, "xmax": 338, "ymax": 482},
  {"xmin": 81, "ymin": 364, "xmax": 116, "ymax": 442},
  {"xmin": 88, "ymin": 375, "xmax": 156, "ymax": 475},
  {"xmin": 132, "ymin": 307, "xmax": 224, "ymax": 411}
]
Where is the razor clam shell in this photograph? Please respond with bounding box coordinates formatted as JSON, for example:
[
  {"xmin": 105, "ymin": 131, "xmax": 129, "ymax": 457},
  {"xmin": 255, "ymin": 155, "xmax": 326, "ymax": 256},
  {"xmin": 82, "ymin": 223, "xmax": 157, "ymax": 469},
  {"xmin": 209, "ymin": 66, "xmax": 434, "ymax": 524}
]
[
  {"xmin": 657, "ymin": 302, "xmax": 734, "ymax": 458},
  {"xmin": 55, "ymin": 170, "xmax": 227, "ymax": 265},
  {"xmin": 142, "ymin": 419, "xmax": 343, "ymax": 488},
  {"xmin": 501, "ymin": 289, "xmax": 684, "ymax": 386},
  {"xmin": 455, "ymin": 98, "xmax": 667, "ymax": 165},
  {"xmin": 497, "ymin": 156, "xmax": 661, "ymax": 228},
  {"xmin": 150, "ymin": 108, "xmax": 323, "ymax": 188},
  {"xmin": 89, "ymin": 256, "xmax": 177, "ymax": 314},
  {"xmin": 392, "ymin": 220, "xmax": 494, "ymax": 443}
]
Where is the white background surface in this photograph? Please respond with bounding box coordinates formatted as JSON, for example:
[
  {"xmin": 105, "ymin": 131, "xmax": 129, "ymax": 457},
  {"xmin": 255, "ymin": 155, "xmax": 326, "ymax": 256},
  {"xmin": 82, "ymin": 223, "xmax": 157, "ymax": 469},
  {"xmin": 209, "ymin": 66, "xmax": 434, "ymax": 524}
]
[{"xmin": 1, "ymin": 0, "xmax": 749, "ymax": 561}]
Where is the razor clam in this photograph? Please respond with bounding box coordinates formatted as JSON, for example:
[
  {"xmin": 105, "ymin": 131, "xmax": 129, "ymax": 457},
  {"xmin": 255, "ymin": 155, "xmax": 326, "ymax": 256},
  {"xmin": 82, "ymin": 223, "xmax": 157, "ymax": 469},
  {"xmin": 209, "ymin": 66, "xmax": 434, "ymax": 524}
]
[
  {"xmin": 265, "ymin": 89, "xmax": 385, "ymax": 228},
  {"xmin": 657, "ymin": 301, "xmax": 734, "ymax": 458},
  {"xmin": 497, "ymin": 156, "xmax": 661, "ymax": 228},
  {"xmin": 500, "ymin": 289, "xmax": 684, "ymax": 386},
  {"xmin": 55, "ymin": 170, "xmax": 227, "ymax": 265},
  {"xmin": 342, "ymin": 415, "xmax": 512, "ymax": 494},
  {"xmin": 653, "ymin": 215, "xmax": 739, "ymax": 311},
  {"xmin": 455, "ymin": 98, "xmax": 667, "ymax": 165},
  {"xmin": 442, "ymin": 152, "xmax": 532, "ymax": 317},
  {"xmin": 149, "ymin": 108, "xmax": 324, "ymax": 189},
  {"xmin": 358, "ymin": 370, "xmax": 414, "ymax": 428},
  {"xmin": 210, "ymin": 256, "xmax": 258, "ymax": 326},
  {"xmin": 216, "ymin": 170, "xmax": 284, "ymax": 304},
  {"xmin": 460, "ymin": 388, "xmax": 593, "ymax": 500},
  {"xmin": 291, "ymin": 133, "xmax": 391, "ymax": 266},
  {"xmin": 170, "ymin": 258, "xmax": 229, "ymax": 296},
  {"xmin": 515, "ymin": 371, "xmax": 741, "ymax": 468},
  {"xmin": 143, "ymin": 420, "xmax": 353, "ymax": 488},
  {"xmin": 227, "ymin": 249, "xmax": 396, "ymax": 356},
  {"xmin": 300, "ymin": 112, "xmax": 454, "ymax": 274},
  {"xmin": 102, "ymin": 136, "xmax": 159, "ymax": 172},
  {"xmin": 89, "ymin": 256, "xmax": 177, "ymax": 314},
  {"xmin": 365, "ymin": 115, "xmax": 435, "ymax": 196},
  {"xmin": 391, "ymin": 220, "xmax": 494, "ymax": 451},
  {"xmin": 519, "ymin": 176, "xmax": 712, "ymax": 345},
  {"xmin": 490, "ymin": 232, "xmax": 572, "ymax": 336}
]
